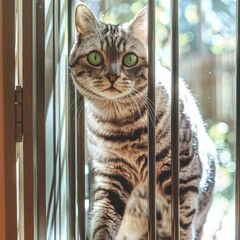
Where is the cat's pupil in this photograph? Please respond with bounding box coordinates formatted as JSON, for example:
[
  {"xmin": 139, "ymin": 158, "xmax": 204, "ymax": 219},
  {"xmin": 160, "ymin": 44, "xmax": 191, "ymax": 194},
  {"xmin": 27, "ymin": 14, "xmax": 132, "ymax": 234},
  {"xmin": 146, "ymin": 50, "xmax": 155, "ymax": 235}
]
[
  {"xmin": 124, "ymin": 53, "xmax": 137, "ymax": 67},
  {"xmin": 88, "ymin": 51, "xmax": 103, "ymax": 66}
]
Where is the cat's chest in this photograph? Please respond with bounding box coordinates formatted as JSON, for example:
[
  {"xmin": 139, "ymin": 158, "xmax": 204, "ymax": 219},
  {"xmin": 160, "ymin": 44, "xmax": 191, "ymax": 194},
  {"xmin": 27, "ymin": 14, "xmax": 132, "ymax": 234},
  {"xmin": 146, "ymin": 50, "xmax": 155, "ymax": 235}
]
[{"xmin": 87, "ymin": 119, "xmax": 149, "ymax": 162}]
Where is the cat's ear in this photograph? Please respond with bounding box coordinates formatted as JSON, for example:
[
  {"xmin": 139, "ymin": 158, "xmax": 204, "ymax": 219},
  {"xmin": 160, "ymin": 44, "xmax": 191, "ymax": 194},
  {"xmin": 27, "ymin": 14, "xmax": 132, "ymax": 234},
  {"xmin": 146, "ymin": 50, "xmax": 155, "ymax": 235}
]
[
  {"xmin": 129, "ymin": 7, "xmax": 147, "ymax": 42},
  {"xmin": 75, "ymin": 2, "xmax": 100, "ymax": 37}
]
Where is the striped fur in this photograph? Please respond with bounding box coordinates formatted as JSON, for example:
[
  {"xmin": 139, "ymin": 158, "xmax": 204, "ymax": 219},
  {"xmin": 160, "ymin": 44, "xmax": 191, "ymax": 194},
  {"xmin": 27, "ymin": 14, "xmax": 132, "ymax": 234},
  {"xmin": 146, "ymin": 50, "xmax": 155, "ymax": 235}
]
[{"xmin": 70, "ymin": 3, "xmax": 216, "ymax": 240}]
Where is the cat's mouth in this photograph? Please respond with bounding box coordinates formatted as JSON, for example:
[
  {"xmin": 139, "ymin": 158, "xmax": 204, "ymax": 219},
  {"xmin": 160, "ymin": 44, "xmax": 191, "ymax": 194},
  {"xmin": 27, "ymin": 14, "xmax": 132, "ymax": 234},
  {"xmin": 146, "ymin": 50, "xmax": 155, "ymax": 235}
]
[{"xmin": 103, "ymin": 86, "xmax": 122, "ymax": 93}]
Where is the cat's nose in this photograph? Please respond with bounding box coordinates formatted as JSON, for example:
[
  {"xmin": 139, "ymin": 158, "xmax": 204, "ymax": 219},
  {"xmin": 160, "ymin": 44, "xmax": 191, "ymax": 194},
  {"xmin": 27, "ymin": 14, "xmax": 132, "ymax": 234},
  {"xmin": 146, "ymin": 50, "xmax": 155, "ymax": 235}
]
[{"xmin": 105, "ymin": 74, "xmax": 119, "ymax": 84}]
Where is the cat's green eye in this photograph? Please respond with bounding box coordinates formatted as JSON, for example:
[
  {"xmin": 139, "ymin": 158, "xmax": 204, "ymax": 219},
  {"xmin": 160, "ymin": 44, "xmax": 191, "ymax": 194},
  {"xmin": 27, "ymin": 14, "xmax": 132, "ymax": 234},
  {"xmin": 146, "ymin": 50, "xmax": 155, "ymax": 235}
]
[
  {"xmin": 87, "ymin": 51, "xmax": 103, "ymax": 66},
  {"xmin": 123, "ymin": 53, "xmax": 138, "ymax": 67}
]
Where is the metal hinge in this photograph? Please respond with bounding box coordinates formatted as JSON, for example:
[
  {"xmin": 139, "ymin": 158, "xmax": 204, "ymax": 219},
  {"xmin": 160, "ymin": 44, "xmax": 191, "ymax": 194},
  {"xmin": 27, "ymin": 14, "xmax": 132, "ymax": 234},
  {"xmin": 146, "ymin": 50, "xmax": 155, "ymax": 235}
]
[{"xmin": 15, "ymin": 86, "xmax": 23, "ymax": 142}]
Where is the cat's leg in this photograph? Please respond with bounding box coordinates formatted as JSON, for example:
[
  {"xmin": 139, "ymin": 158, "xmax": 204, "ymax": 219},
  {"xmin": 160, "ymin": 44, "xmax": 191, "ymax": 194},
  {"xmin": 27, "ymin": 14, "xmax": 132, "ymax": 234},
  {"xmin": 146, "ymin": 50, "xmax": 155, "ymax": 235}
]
[
  {"xmin": 194, "ymin": 154, "xmax": 215, "ymax": 240},
  {"xmin": 115, "ymin": 184, "xmax": 171, "ymax": 240},
  {"xmin": 158, "ymin": 166, "xmax": 200, "ymax": 239},
  {"xmin": 178, "ymin": 177, "xmax": 204, "ymax": 240},
  {"xmin": 88, "ymin": 168, "xmax": 133, "ymax": 240},
  {"xmin": 193, "ymin": 190, "xmax": 212, "ymax": 240},
  {"xmin": 88, "ymin": 197, "xmax": 122, "ymax": 240},
  {"xmin": 88, "ymin": 202, "xmax": 121, "ymax": 240},
  {"xmin": 88, "ymin": 187, "xmax": 126, "ymax": 240},
  {"xmin": 115, "ymin": 184, "xmax": 148, "ymax": 240},
  {"xmin": 177, "ymin": 161, "xmax": 203, "ymax": 239},
  {"xmin": 176, "ymin": 141, "xmax": 207, "ymax": 239},
  {"xmin": 179, "ymin": 196, "xmax": 196, "ymax": 240}
]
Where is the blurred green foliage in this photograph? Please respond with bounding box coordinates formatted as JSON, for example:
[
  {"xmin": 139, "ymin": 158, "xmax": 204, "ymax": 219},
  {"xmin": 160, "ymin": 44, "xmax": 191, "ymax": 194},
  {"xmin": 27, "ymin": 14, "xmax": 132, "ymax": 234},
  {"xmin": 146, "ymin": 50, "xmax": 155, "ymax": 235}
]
[
  {"xmin": 96, "ymin": 0, "xmax": 235, "ymax": 65},
  {"xmin": 208, "ymin": 121, "xmax": 235, "ymax": 202}
]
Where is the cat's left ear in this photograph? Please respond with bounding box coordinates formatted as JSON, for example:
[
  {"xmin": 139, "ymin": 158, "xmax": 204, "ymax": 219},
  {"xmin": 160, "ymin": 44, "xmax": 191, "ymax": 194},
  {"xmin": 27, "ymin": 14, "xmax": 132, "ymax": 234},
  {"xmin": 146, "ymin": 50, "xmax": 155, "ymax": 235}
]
[
  {"xmin": 75, "ymin": 2, "xmax": 100, "ymax": 37},
  {"xmin": 129, "ymin": 7, "xmax": 147, "ymax": 43}
]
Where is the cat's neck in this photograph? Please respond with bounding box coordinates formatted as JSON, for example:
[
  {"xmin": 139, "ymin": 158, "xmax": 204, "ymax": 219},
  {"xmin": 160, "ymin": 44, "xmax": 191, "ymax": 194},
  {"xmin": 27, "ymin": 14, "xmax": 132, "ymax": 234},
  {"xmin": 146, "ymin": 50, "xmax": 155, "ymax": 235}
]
[{"xmin": 85, "ymin": 96, "xmax": 146, "ymax": 124}]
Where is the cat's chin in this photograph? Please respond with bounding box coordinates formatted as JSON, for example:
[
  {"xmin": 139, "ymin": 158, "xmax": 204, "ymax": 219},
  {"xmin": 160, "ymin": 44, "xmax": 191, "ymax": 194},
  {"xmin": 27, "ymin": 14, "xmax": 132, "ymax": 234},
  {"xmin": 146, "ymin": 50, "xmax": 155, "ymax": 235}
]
[{"xmin": 96, "ymin": 88, "xmax": 129, "ymax": 101}]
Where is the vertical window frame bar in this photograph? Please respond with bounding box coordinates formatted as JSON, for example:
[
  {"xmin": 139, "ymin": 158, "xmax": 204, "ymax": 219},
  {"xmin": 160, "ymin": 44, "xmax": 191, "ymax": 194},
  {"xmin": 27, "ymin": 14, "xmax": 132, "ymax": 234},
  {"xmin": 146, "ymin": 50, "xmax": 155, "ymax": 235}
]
[
  {"xmin": 236, "ymin": 0, "xmax": 240, "ymax": 238},
  {"xmin": 77, "ymin": 94, "xmax": 85, "ymax": 240},
  {"xmin": 53, "ymin": 0, "xmax": 58, "ymax": 236},
  {"xmin": 36, "ymin": 0, "xmax": 47, "ymax": 238},
  {"xmin": 22, "ymin": 0, "xmax": 34, "ymax": 238},
  {"xmin": 68, "ymin": 0, "xmax": 77, "ymax": 238},
  {"xmin": 3, "ymin": 0, "xmax": 18, "ymax": 239},
  {"xmin": 171, "ymin": 0, "xmax": 180, "ymax": 239},
  {"xmin": 147, "ymin": 0, "xmax": 156, "ymax": 239}
]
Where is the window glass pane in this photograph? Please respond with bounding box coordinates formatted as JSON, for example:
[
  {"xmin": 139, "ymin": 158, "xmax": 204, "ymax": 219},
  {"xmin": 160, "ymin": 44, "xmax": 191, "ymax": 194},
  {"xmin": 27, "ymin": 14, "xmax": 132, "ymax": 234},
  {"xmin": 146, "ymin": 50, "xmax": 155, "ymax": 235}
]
[
  {"xmin": 76, "ymin": 0, "xmax": 236, "ymax": 239},
  {"xmin": 44, "ymin": 0, "xmax": 70, "ymax": 239},
  {"xmin": 179, "ymin": 1, "xmax": 236, "ymax": 239}
]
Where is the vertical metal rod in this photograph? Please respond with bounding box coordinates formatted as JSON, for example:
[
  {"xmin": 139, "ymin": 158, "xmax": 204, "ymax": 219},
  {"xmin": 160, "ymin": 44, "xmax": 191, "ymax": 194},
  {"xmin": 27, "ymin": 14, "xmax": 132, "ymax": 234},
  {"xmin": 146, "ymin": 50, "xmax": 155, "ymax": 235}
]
[
  {"xmin": 236, "ymin": 0, "xmax": 240, "ymax": 238},
  {"xmin": 171, "ymin": 0, "xmax": 180, "ymax": 239},
  {"xmin": 78, "ymin": 94, "xmax": 85, "ymax": 240},
  {"xmin": 22, "ymin": 0, "xmax": 34, "ymax": 238},
  {"xmin": 3, "ymin": 0, "xmax": 18, "ymax": 239},
  {"xmin": 148, "ymin": 0, "xmax": 156, "ymax": 239},
  {"xmin": 52, "ymin": 0, "xmax": 58, "ymax": 237},
  {"xmin": 36, "ymin": 0, "xmax": 47, "ymax": 238},
  {"xmin": 68, "ymin": 0, "xmax": 76, "ymax": 239}
]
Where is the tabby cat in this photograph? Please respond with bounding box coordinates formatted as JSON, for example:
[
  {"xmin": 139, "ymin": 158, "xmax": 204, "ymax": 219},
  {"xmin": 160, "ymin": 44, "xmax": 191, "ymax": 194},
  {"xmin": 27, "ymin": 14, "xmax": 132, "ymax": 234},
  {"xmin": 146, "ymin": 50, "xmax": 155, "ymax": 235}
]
[{"xmin": 69, "ymin": 2, "xmax": 216, "ymax": 240}]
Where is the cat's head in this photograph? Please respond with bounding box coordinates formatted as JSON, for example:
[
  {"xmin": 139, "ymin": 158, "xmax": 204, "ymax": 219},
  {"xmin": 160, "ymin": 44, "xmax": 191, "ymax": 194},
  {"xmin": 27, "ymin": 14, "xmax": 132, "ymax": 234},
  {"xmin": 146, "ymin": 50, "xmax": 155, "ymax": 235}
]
[{"xmin": 69, "ymin": 2, "xmax": 148, "ymax": 102}]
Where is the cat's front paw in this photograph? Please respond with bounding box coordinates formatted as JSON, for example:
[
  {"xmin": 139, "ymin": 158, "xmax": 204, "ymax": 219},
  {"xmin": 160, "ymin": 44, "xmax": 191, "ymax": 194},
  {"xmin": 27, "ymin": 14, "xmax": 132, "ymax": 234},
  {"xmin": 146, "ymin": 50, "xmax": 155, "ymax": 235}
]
[
  {"xmin": 115, "ymin": 232, "xmax": 125, "ymax": 240},
  {"xmin": 115, "ymin": 231, "xmax": 147, "ymax": 240},
  {"xmin": 90, "ymin": 229, "xmax": 113, "ymax": 240},
  {"xmin": 115, "ymin": 217, "xmax": 148, "ymax": 240}
]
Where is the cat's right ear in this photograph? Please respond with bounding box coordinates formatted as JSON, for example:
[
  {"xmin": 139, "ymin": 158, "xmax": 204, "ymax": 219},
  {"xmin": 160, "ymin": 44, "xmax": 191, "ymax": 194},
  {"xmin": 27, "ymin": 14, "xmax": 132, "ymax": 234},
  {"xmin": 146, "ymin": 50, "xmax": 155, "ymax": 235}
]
[
  {"xmin": 129, "ymin": 7, "xmax": 147, "ymax": 43},
  {"xmin": 75, "ymin": 2, "xmax": 100, "ymax": 37}
]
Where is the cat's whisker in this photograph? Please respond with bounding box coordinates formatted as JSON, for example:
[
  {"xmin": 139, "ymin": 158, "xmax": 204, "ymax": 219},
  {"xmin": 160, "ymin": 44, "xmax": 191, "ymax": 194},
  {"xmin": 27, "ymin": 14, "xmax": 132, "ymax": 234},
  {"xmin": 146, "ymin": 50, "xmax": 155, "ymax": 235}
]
[
  {"xmin": 77, "ymin": 101, "xmax": 85, "ymax": 136},
  {"xmin": 145, "ymin": 104, "xmax": 155, "ymax": 126},
  {"xmin": 68, "ymin": 95, "xmax": 77, "ymax": 114},
  {"xmin": 124, "ymin": 90, "xmax": 156, "ymax": 140},
  {"xmin": 126, "ymin": 96, "xmax": 141, "ymax": 120},
  {"xmin": 128, "ymin": 94, "xmax": 144, "ymax": 121},
  {"xmin": 113, "ymin": 101, "xmax": 124, "ymax": 119},
  {"xmin": 131, "ymin": 87, "xmax": 162, "ymax": 124},
  {"xmin": 130, "ymin": 88, "xmax": 156, "ymax": 126},
  {"xmin": 142, "ymin": 98, "xmax": 158, "ymax": 126},
  {"xmin": 63, "ymin": 76, "xmax": 84, "ymax": 114}
]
